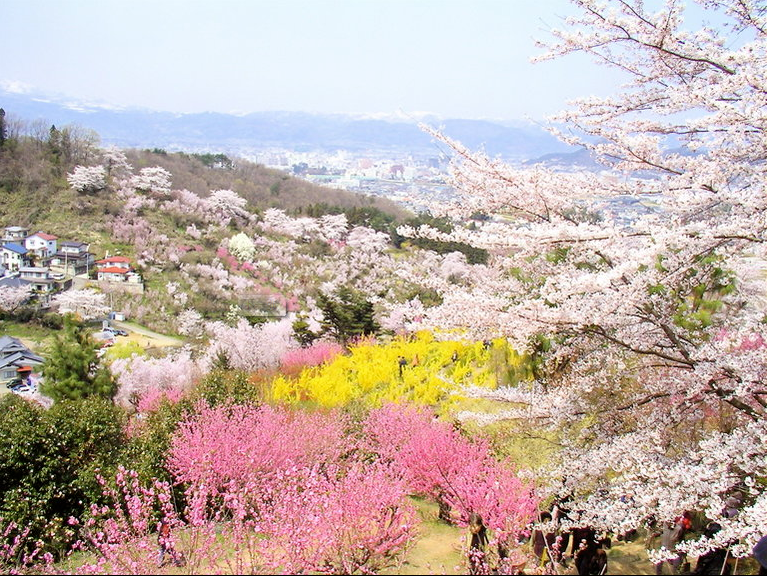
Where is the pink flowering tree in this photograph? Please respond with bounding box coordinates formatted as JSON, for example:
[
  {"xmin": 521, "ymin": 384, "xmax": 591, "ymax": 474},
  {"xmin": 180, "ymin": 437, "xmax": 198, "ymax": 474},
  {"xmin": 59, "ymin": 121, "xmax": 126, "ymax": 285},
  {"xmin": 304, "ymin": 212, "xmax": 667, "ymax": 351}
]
[
  {"xmin": 208, "ymin": 189, "xmax": 250, "ymax": 225},
  {"xmin": 279, "ymin": 340, "xmax": 345, "ymax": 373},
  {"xmin": 364, "ymin": 404, "xmax": 537, "ymax": 546},
  {"xmin": 165, "ymin": 403, "xmax": 418, "ymax": 573},
  {"xmin": 168, "ymin": 403, "xmax": 350, "ymax": 494},
  {"xmin": 110, "ymin": 349, "xmax": 201, "ymax": 411},
  {"xmin": 256, "ymin": 461, "xmax": 418, "ymax": 575}
]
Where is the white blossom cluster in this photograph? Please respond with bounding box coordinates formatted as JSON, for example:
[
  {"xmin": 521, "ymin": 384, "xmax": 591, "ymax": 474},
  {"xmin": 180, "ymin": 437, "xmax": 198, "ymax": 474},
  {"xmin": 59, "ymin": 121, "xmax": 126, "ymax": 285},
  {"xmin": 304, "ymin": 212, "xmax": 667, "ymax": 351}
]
[{"xmin": 391, "ymin": 0, "xmax": 767, "ymax": 557}]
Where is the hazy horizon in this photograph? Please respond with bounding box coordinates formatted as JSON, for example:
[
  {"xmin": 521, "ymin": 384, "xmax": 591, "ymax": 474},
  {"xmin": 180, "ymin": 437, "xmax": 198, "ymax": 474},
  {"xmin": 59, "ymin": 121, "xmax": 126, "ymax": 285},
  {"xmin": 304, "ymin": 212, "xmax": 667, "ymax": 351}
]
[{"xmin": 2, "ymin": 0, "xmax": 628, "ymax": 122}]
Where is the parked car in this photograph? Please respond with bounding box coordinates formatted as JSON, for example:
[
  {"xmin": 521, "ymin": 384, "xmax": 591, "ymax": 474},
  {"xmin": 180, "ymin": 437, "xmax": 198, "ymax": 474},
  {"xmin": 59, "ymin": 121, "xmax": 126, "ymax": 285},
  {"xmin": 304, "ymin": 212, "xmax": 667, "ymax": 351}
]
[
  {"xmin": 104, "ymin": 327, "xmax": 128, "ymax": 336},
  {"xmin": 5, "ymin": 378, "xmax": 23, "ymax": 390},
  {"xmin": 11, "ymin": 383, "xmax": 34, "ymax": 394}
]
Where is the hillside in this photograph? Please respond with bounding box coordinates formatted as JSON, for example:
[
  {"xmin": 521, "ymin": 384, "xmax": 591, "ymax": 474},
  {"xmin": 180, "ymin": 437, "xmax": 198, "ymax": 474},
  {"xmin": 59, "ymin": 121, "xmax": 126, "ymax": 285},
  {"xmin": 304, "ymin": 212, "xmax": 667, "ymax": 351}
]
[
  {"xmin": 0, "ymin": 113, "xmax": 425, "ymax": 335},
  {"xmin": 0, "ymin": 118, "xmax": 410, "ymax": 232},
  {"xmin": 0, "ymin": 115, "xmax": 411, "ymax": 259}
]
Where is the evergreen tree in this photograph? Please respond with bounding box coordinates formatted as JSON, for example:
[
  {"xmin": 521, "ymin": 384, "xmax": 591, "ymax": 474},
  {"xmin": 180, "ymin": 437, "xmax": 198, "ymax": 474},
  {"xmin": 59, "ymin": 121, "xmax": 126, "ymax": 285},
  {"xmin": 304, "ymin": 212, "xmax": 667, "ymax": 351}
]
[
  {"xmin": 316, "ymin": 286, "xmax": 380, "ymax": 345},
  {"xmin": 0, "ymin": 394, "xmax": 126, "ymax": 558},
  {"xmin": 40, "ymin": 316, "xmax": 116, "ymax": 401},
  {"xmin": 292, "ymin": 313, "xmax": 319, "ymax": 347}
]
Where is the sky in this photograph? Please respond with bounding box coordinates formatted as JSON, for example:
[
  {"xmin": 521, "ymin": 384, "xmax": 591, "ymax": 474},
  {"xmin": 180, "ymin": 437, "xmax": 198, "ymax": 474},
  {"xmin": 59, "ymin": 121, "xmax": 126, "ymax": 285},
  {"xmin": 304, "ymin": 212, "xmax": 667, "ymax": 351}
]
[{"xmin": 2, "ymin": 0, "xmax": 625, "ymax": 121}]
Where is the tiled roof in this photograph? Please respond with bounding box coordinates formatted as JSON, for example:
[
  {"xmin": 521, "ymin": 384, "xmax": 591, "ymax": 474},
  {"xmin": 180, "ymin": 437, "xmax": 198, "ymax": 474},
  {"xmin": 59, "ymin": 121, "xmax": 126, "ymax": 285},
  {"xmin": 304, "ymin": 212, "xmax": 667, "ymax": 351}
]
[
  {"xmin": 3, "ymin": 243, "xmax": 27, "ymax": 254},
  {"xmin": 29, "ymin": 232, "xmax": 57, "ymax": 241},
  {"xmin": 98, "ymin": 266, "xmax": 131, "ymax": 274}
]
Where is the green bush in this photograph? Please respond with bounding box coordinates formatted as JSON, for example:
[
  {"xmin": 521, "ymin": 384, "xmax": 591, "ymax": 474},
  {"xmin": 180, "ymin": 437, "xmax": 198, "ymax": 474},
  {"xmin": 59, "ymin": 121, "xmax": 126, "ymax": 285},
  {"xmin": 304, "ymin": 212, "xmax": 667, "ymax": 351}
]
[{"xmin": 0, "ymin": 394, "xmax": 127, "ymax": 558}]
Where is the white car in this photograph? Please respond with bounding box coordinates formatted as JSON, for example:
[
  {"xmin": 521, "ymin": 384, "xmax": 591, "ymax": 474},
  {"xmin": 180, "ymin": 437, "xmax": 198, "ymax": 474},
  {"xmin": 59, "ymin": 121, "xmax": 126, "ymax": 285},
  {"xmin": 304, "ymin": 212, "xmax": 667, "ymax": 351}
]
[{"xmin": 11, "ymin": 383, "xmax": 35, "ymax": 395}]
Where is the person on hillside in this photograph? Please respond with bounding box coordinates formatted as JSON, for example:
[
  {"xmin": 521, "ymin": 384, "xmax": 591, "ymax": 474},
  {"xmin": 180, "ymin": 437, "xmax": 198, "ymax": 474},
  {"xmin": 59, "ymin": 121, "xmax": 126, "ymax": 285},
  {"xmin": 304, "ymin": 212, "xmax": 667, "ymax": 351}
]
[
  {"xmin": 656, "ymin": 512, "xmax": 692, "ymax": 575},
  {"xmin": 752, "ymin": 535, "xmax": 767, "ymax": 576},
  {"xmin": 691, "ymin": 522, "xmax": 731, "ymax": 576},
  {"xmin": 157, "ymin": 519, "xmax": 183, "ymax": 567},
  {"xmin": 397, "ymin": 355, "xmax": 407, "ymax": 378},
  {"xmin": 532, "ymin": 511, "xmax": 557, "ymax": 570}
]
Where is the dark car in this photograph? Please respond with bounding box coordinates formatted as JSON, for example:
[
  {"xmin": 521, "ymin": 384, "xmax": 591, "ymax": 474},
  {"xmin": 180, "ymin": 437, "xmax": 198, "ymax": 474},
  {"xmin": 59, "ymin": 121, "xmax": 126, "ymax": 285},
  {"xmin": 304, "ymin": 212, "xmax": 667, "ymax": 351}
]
[{"xmin": 5, "ymin": 378, "xmax": 23, "ymax": 390}]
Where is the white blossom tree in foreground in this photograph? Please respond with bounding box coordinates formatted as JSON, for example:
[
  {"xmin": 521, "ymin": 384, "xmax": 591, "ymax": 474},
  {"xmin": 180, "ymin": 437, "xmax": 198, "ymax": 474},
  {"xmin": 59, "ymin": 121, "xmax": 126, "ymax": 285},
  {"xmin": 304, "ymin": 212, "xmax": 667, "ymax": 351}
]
[{"xmin": 413, "ymin": 0, "xmax": 767, "ymax": 559}]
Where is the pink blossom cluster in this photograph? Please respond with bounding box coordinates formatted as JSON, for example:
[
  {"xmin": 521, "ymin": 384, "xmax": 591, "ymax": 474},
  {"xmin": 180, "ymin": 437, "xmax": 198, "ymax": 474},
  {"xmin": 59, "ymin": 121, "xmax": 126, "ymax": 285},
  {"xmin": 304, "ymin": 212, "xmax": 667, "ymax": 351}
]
[
  {"xmin": 279, "ymin": 340, "xmax": 345, "ymax": 372},
  {"xmin": 365, "ymin": 404, "xmax": 537, "ymax": 541},
  {"xmin": 111, "ymin": 349, "xmax": 200, "ymax": 411}
]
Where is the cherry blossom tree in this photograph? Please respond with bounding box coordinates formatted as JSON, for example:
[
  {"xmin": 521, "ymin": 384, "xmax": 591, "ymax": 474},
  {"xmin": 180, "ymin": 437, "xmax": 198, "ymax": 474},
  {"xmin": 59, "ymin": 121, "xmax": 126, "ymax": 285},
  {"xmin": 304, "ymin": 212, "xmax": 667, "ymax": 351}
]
[
  {"xmin": 207, "ymin": 189, "xmax": 250, "ymax": 224},
  {"xmin": 175, "ymin": 308, "xmax": 204, "ymax": 338},
  {"xmin": 52, "ymin": 289, "xmax": 110, "ymax": 321},
  {"xmin": 0, "ymin": 284, "xmax": 32, "ymax": 315},
  {"xmin": 129, "ymin": 166, "xmax": 172, "ymax": 196},
  {"xmin": 100, "ymin": 146, "xmax": 133, "ymax": 178},
  {"xmin": 345, "ymin": 225, "xmax": 390, "ymax": 254},
  {"xmin": 66, "ymin": 165, "xmax": 107, "ymax": 193},
  {"xmin": 200, "ymin": 317, "xmax": 296, "ymax": 372},
  {"xmin": 402, "ymin": 0, "xmax": 767, "ymax": 559},
  {"xmin": 111, "ymin": 348, "xmax": 201, "ymax": 410}
]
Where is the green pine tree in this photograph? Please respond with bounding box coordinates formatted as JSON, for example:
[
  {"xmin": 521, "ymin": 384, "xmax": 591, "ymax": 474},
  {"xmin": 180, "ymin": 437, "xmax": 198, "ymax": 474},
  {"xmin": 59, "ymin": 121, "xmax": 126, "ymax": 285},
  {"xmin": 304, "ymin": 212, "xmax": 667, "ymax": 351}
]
[
  {"xmin": 40, "ymin": 316, "xmax": 116, "ymax": 402},
  {"xmin": 317, "ymin": 286, "xmax": 380, "ymax": 345}
]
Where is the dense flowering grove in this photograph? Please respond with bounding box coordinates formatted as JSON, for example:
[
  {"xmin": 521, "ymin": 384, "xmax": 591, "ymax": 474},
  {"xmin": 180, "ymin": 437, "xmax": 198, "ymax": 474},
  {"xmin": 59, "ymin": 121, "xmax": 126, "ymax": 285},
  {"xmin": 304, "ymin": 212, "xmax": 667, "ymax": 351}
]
[
  {"xmin": 2, "ymin": 402, "xmax": 535, "ymax": 575},
  {"xmin": 4, "ymin": 0, "xmax": 767, "ymax": 573},
  {"xmin": 401, "ymin": 0, "xmax": 767, "ymax": 562}
]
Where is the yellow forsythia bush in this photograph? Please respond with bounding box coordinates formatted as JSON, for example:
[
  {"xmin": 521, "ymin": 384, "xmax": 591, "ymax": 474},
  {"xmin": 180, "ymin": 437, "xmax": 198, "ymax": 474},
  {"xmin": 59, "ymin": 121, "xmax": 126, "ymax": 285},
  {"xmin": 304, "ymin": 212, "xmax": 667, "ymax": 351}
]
[{"xmin": 269, "ymin": 331, "xmax": 533, "ymax": 409}]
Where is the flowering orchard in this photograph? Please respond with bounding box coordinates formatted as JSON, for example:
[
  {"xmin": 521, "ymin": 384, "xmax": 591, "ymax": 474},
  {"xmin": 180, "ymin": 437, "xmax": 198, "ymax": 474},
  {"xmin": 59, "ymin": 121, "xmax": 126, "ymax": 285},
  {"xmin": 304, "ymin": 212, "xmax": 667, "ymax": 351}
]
[
  {"xmin": 43, "ymin": 401, "xmax": 535, "ymax": 575},
  {"xmin": 393, "ymin": 0, "xmax": 767, "ymax": 561}
]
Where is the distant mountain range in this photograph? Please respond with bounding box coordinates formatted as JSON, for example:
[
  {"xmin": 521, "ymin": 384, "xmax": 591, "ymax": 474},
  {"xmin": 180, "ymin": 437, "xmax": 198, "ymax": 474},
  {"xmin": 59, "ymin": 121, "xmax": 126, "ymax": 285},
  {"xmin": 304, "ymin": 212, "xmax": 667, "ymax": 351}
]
[{"xmin": 0, "ymin": 84, "xmax": 582, "ymax": 162}]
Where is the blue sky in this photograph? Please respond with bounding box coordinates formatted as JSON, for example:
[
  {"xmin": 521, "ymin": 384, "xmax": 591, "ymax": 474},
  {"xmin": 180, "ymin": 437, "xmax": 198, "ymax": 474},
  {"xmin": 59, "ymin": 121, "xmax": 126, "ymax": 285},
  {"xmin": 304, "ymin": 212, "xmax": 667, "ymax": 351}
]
[{"xmin": 3, "ymin": 0, "xmax": 623, "ymax": 120}]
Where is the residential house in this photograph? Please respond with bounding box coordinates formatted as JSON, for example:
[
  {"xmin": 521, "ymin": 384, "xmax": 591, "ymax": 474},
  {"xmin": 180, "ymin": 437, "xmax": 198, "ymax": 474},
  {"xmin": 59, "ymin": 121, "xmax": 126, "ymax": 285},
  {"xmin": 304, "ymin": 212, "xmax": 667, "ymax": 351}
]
[
  {"xmin": 2, "ymin": 226, "xmax": 29, "ymax": 244},
  {"xmin": 50, "ymin": 241, "xmax": 95, "ymax": 276},
  {"xmin": 19, "ymin": 267, "xmax": 59, "ymax": 307},
  {"xmin": 95, "ymin": 256, "xmax": 142, "ymax": 284},
  {"xmin": 1, "ymin": 243, "xmax": 29, "ymax": 272},
  {"xmin": 24, "ymin": 232, "xmax": 58, "ymax": 264},
  {"xmin": 0, "ymin": 335, "xmax": 43, "ymax": 383}
]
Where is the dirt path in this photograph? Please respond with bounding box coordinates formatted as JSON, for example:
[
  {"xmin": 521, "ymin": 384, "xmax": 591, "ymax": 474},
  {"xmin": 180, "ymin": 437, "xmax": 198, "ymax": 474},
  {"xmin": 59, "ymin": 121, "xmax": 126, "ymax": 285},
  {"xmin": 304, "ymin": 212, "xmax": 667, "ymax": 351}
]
[{"xmin": 381, "ymin": 499, "xmax": 465, "ymax": 575}]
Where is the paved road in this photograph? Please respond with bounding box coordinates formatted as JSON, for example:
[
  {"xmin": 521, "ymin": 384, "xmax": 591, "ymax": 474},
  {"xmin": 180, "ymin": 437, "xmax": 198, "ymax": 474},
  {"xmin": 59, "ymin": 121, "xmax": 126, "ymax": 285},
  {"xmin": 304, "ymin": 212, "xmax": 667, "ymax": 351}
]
[{"xmin": 109, "ymin": 319, "xmax": 184, "ymax": 348}]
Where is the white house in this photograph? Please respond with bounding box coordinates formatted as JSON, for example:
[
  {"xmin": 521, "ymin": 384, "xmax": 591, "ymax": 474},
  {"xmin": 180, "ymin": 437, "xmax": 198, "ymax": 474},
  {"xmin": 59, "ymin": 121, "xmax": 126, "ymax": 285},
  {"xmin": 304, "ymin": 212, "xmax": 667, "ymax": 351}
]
[
  {"xmin": 50, "ymin": 241, "xmax": 95, "ymax": 276},
  {"xmin": 95, "ymin": 256, "xmax": 132, "ymax": 272},
  {"xmin": 18, "ymin": 267, "xmax": 59, "ymax": 307},
  {"xmin": 2, "ymin": 226, "xmax": 29, "ymax": 243},
  {"xmin": 1, "ymin": 243, "xmax": 29, "ymax": 272},
  {"xmin": 95, "ymin": 256, "xmax": 141, "ymax": 284},
  {"xmin": 24, "ymin": 232, "xmax": 58, "ymax": 260}
]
